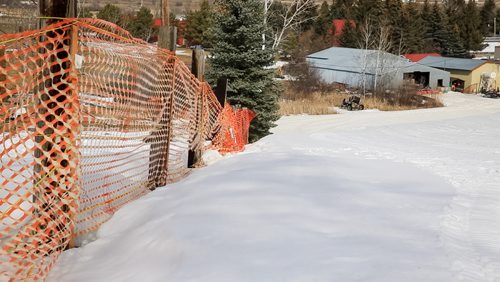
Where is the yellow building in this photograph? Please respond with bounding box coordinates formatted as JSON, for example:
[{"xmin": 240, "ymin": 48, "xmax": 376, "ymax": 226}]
[{"xmin": 419, "ymin": 56, "xmax": 500, "ymax": 93}]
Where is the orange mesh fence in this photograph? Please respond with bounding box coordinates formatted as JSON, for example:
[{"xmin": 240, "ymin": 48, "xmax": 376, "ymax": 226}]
[
  {"xmin": 214, "ymin": 103, "xmax": 256, "ymax": 153},
  {"xmin": 0, "ymin": 19, "xmax": 253, "ymax": 281}
]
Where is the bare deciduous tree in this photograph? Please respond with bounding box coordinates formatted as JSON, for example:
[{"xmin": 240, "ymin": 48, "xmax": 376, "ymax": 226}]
[
  {"xmin": 373, "ymin": 25, "xmax": 392, "ymax": 92},
  {"xmin": 263, "ymin": 0, "xmax": 274, "ymax": 49},
  {"xmin": 264, "ymin": 0, "xmax": 317, "ymax": 50},
  {"xmin": 357, "ymin": 19, "xmax": 375, "ymax": 94}
]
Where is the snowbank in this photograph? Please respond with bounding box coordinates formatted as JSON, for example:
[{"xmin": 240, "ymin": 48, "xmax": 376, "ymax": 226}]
[{"xmin": 48, "ymin": 93, "xmax": 500, "ymax": 281}]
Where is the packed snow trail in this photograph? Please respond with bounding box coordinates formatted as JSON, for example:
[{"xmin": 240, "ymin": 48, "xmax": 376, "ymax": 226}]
[{"xmin": 47, "ymin": 93, "xmax": 500, "ymax": 281}]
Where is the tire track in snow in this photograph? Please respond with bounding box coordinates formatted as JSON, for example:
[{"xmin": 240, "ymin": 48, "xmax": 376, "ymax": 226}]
[
  {"xmin": 274, "ymin": 93, "xmax": 500, "ymax": 281},
  {"xmin": 315, "ymin": 117, "xmax": 500, "ymax": 281}
]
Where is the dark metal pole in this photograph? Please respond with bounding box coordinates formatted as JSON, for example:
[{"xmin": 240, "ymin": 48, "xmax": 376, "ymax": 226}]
[{"xmin": 215, "ymin": 78, "xmax": 228, "ymax": 107}]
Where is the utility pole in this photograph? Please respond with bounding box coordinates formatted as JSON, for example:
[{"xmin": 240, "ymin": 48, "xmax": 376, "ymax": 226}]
[
  {"xmin": 162, "ymin": 0, "xmax": 169, "ymax": 28},
  {"xmin": 158, "ymin": 0, "xmax": 174, "ymax": 50}
]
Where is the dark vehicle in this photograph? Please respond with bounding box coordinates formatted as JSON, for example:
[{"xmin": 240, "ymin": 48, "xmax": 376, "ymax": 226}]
[
  {"xmin": 482, "ymin": 91, "xmax": 500, "ymax": 99},
  {"xmin": 340, "ymin": 95, "xmax": 364, "ymax": 111}
]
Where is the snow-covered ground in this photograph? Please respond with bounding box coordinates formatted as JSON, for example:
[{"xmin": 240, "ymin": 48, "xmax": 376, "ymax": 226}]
[
  {"xmin": 47, "ymin": 93, "xmax": 500, "ymax": 281},
  {"xmin": 0, "ymin": 131, "xmax": 34, "ymax": 233}
]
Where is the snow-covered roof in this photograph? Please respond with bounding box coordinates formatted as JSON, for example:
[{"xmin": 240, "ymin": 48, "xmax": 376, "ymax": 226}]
[
  {"xmin": 478, "ymin": 42, "xmax": 500, "ymax": 53},
  {"xmin": 419, "ymin": 56, "xmax": 486, "ymax": 71}
]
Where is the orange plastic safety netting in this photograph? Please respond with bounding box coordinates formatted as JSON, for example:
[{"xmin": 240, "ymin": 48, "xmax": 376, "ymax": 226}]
[
  {"xmin": 213, "ymin": 104, "xmax": 256, "ymax": 153},
  {"xmin": 0, "ymin": 19, "xmax": 253, "ymax": 281}
]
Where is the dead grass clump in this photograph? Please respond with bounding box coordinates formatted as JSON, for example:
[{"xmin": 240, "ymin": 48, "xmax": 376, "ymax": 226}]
[
  {"xmin": 279, "ymin": 91, "xmax": 444, "ymax": 115},
  {"xmin": 279, "ymin": 92, "xmax": 339, "ymax": 116},
  {"xmin": 351, "ymin": 95, "xmax": 444, "ymax": 111}
]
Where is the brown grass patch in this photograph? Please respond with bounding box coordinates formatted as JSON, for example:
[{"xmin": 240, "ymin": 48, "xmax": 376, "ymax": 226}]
[
  {"xmin": 279, "ymin": 92, "xmax": 338, "ymax": 116},
  {"xmin": 279, "ymin": 91, "xmax": 444, "ymax": 116}
]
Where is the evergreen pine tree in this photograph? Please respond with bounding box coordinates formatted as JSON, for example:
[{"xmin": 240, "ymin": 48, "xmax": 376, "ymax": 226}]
[
  {"xmin": 185, "ymin": 0, "xmax": 215, "ymax": 47},
  {"xmin": 420, "ymin": 0, "xmax": 434, "ymax": 52},
  {"xmin": 480, "ymin": 0, "xmax": 496, "ymax": 36},
  {"xmin": 402, "ymin": 2, "xmax": 425, "ymax": 53},
  {"xmin": 442, "ymin": 23, "xmax": 469, "ymax": 58},
  {"xmin": 421, "ymin": 0, "xmax": 432, "ymax": 20},
  {"xmin": 125, "ymin": 7, "xmax": 155, "ymax": 41},
  {"xmin": 462, "ymin": 0, "xmax": 483, "ymax": 51},
  {"xmin": 207, "ymin": 0, "xmax": 280, "ymax": 142},
  {"xmin": 314, "ymin": 1, "xmax": 332, "ymax": 37},
  {"xmin": 355, "ymin": 0, "xmax": 383, "ymax": 25},
  {"xmin": 330, "ymin": 0, "xmax": 354, "ymax": 19},
  {"xmin": 97, "ymin": 4, "xmax": 122, "ymax": 25},
  {"xmin": 428, "ymin": 1, "xmax": 449, "ymax": 54},
  {"xmin": 384, "ymin": 0, "xmax": 404, "ymax": 54},
  {"xmin": 338, "ymin": 21, "xmax": 358, "ymax": 48},
  {"xmin": 444, "ymin": 0, "xmax": 466, "ymax": 23},
  {"xmin": 444, "ymin": 0, "xmax": 467, "ymax": 48}
]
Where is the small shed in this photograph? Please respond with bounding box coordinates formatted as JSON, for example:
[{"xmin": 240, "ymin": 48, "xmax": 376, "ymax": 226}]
[
  {"xmin": 306, "ymin": 47, "xmax": 450, "ymax": 91},
  {"xmin": 419, "ymin": 56, "xmax": 500, "ymax": 93}
]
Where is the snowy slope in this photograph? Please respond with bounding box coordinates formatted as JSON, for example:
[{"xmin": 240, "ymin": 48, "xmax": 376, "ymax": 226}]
[{"xmin": 47, "ymin": 93, "xmax": 500, "ymax": 282}]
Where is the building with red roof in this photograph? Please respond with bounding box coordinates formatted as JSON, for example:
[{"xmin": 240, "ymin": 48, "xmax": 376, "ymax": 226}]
[
  {"xmin": 331, "ymin": 19, "xmax": 356, "ymax": 46},
  {"xmin": 332, "ymin": 19, "xmax": 356, "ymax": 38},
  {"xmin": 404, "ymin": 53, "xmax": 441, "ymax": 62}
]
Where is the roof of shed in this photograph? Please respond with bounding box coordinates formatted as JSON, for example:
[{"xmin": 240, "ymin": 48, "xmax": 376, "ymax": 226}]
[
  {"xmin": 418, "ymin": 56, "xmax": 486, "ymax": 71},
  {"xmin": 306, "ymin": 47, "xmax": 448, "ymax": 76},
  {"xmin": 306, "ymin": 47, "xmax": 396, "ymax": 75}
]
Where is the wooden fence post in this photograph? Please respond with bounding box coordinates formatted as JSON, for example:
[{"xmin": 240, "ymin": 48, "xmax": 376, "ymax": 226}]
[
  {"xmin": 191, "ymin": 47, "xmax": 205, "ymax": 81},
  {"xmin": 33, "ymin": 22, "xmax": 80, "ymax": 252},
  {"xmin": 188, "ymin": 47, "xmax": 205, "ymax": 168},
  {"xmin": 148, "ymin": 58, "xmax": 177, "ymax": 190},
  {"xmin": 163, "ymin": 61, "xmax": 177, "ymax": 180},
  {"xmin": 158, "ymin": 26, "xmax": 170, "ymax": 49},
  {"xmin": 0, "ymin": 46, "xmax": 5, "ymax": 103},
  {"xmin": 159, "ymin": 26, "xmax": 177, "ymax": 51}
]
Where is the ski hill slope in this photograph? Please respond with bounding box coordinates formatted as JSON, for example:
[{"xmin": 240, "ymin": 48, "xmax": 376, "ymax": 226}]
[{"xmin": 47, "ymin": 93, "xmax": 500, "ymax": 282}]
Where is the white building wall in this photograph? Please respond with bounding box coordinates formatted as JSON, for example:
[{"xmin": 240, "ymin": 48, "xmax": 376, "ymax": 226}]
[
  {"xmin": 309, "ymin": 61, "xmax": 449, "ymax": 90},
  {"xmin": 314, "ymin": 68, "xmax": 375, "ymax": 89}
]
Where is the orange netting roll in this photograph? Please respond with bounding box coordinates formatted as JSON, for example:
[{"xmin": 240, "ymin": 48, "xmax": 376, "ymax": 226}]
[{"xmin": 213, "ymin": 103, "xmax": 256, "ymax": 153}]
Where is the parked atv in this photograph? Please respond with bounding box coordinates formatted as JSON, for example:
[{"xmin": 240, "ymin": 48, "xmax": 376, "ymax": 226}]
[
  {"xmin": 482, "ymin": 91, "xmax": 500, "ymax": 99},
  {"xmin": 340, "ymin": 95, "xmax": 364, "ymax": 111}
]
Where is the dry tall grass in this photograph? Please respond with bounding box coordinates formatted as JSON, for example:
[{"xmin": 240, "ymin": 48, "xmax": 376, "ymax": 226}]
[
  {"xmin": 279, "ymin": 91, "xmax": 444, "ymax": 116},
  {"xmin": 279, "ymin": 92, "xmax": 338, "ymax": 115}
]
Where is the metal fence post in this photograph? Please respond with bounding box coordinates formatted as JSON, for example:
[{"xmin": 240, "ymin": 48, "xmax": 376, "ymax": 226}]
[{"xmin": 216, "ymin": 78, "xmax": 228, "ymax": 107}]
